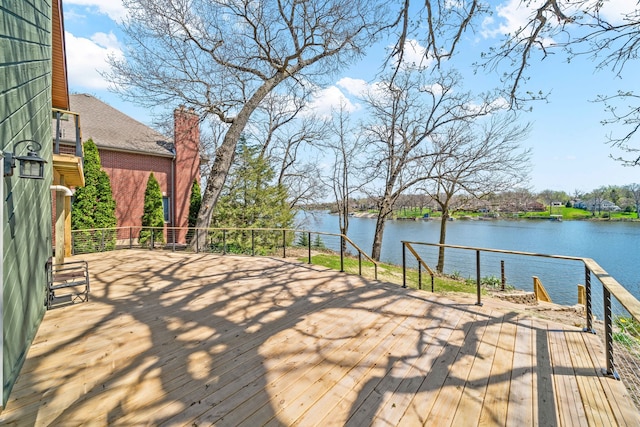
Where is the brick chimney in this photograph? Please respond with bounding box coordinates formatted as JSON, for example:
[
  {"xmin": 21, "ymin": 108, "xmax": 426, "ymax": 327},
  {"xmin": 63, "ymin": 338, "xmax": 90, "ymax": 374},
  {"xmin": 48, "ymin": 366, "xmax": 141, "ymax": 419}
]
[{"xmin": 173, "ymin": 106, "xmax": 200, "ymax": 242}]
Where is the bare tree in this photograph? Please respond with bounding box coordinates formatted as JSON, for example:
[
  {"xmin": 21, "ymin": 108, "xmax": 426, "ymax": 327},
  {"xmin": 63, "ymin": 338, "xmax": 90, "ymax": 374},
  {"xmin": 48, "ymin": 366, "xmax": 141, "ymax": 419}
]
[
  {"xmin": 108, "ymin": 0, "xmax": 388, "ymax": 247},
  {"xmin": 321, "ymin": 102, "xmax": 366, "ymax": 254},
  {"xmin": 538, "ymin": 189, "xmax": 566, "ymax": 215},
  {"xmin": 361, "ymin": 68, "xmax": 503, "ymax": 261},
  {"xmin": 421, "ymin": 115, "xmax": 531, "ymax": 272},
  {"xmin": 600, "ymin": 91, "xmax": 640, "ymax": 165},
  {"xmin": 589, "ymin": 186, "xmax": 607, "ymax": 216},
  {"xmin": 506, "ymin": 187, "xmax": 536, "ymax": 213},
  {"xmin": 625, "ymin": 183, "xmax": 640, "ymax": 219},
  {"xmin": 471, "ymin": 1, "xmax": 640, "ymax": 105},
  {"xmin": 389, "ymin": 1, "xmax": 640, "ymax": 153},
  {"xmin": 252, "ymin": 93, "xmax": 327, "ymax": 209}
]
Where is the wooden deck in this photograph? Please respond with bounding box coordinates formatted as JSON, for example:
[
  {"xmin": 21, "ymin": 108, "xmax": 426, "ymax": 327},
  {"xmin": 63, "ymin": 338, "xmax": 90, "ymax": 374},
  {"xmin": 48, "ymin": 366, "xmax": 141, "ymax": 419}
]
[{"xmin": 2, "ymin": 250, "xmax": 638, "ymax": 426}]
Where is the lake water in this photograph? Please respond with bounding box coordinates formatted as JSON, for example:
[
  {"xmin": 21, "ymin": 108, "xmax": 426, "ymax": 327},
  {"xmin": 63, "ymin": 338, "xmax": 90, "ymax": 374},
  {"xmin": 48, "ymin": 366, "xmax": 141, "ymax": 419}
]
[{"xmin": 297, "ymin": 211, "xmax": 640, "ymax": 307}]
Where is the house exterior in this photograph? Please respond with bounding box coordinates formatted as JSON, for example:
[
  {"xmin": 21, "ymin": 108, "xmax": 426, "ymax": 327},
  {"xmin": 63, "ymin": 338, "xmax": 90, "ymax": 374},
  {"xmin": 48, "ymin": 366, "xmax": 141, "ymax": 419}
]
[
  {"xmin": 56, "ymin": 94, "xmax": 201, "ymax": 245},
  {"xmin": 1, "ymin": 0, "xmax": 83, "ymax": 407},
  {"xmin": 574, "ymin": 199, "xmax": 621, "ymax": 212}
]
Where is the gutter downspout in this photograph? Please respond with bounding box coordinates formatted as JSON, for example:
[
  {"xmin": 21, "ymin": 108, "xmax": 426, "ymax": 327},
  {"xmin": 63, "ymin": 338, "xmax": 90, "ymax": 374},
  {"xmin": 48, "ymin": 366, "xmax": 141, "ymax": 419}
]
[
  {"xmin": 50, "ymin": 185, "xmax": 73, "ymax": 196},
  {"xmin": 51, "ymin": 185, "xmax": 73, "ymax": 264}
]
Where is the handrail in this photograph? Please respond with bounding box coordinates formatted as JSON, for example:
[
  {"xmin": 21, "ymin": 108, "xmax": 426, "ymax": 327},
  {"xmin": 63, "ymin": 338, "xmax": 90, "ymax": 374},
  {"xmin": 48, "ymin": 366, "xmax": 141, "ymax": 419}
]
[
  {"xmin": 583, "ymin": 258, "xmax": 640, "ymax": 322},
  {"xmin": 402, "ymin": 242, "xmax": 435, "ymax": 292},
  {"xmin": 401, "ymin": 239, "xmax": 640, "ymax": 379}
]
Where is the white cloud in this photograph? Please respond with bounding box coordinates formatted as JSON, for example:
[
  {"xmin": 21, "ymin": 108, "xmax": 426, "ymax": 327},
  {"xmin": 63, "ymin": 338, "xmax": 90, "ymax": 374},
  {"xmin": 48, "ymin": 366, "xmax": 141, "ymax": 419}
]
[
  {"xmin": 65, "ymin": 0, "xmax": 127, "ymax": 22},
  {"xmin": 386, "ymin": 39, "xmax": 434, "ymax": 70},
  {"xmin": 483, "ymin": 0, "xmax": 637, "ymax": 40},
  {"xmin": 303, "ymin": 86, "xmax": 361, "ymax": 119},
  {"xmin": 401, "ymin": 39, "xmax": 433, "ymax": 69},
  {"xmin": 336, "ymin": 77, "xmax": 368, "ymax": 97},
  {"xmin": 65, "ymin": 31, "xmax": 123, "ymax": 90},
  {"xmin": 481, "ymin": 0, "xmax": 534, "ymax": 39},
  {"xmin": 596, "ymin": 0, "xmax": 637, "ymax": 25}
]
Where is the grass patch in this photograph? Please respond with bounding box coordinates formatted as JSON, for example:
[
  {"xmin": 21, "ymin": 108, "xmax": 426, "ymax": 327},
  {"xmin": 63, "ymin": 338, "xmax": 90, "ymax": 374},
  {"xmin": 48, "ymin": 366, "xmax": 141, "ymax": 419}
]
[{"xmin": 302, "ymin": 253, "xmax": 479, "ymax": 294}]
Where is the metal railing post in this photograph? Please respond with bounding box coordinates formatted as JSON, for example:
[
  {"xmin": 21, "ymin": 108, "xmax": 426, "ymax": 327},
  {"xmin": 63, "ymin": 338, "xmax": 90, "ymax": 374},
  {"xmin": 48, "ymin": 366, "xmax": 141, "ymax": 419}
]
[
  {"xmin": 222, "ymin": 230, "xmax": 227, "ymax": 255},
  {"xmin": 100, "ymin": 230, "xmax": 105, "ymax": 252},
  {"xmin": 251, "ymin": 230, "xmax": 255, "ymax": 256},
  {"xmin": 475, "ymin": 250, "xmax": 482, "ymax": 306},
  {"xmin": 71, "ymin": 232, "xmax": 75, "ymax": 255},
  {"xmin": 501, "ymin": 260, "xmax": 505, "ymax": 291},
  {"xmin": 129, "ymin": 227, "xmax": 133, "ymax": 249},
  {"xmin": 584, "ymin": 266, "xmax": 595, "ymax": 333},
  {"xmin": 307, "ymin": 232, "xmax": 311, "ymax": 264},
  {"xmin": 418, "ymin": 262, "xmax": 422, "ymax": 290},
  {"xmin": 196, "ymin": 229, "xmax": 200, "ymax": 253},
  {"xmin": 358, "ymin": 252, "xmax": 362, "ymax": 276},
  {"xmin": 172, "ymin": 228, "xmax": 176, "ymax": 252},
  {"xmin": 282, "ymin": 230, "xmax": 286, "ymax": 258},
  {"xmin": 150, "ymin": 230, "xmax": 154, "ymax": 250},
  {"xmin": 55, "ymin": 111, "xmax": 61, "ymax": 154},
  {"xmin": 603, "ymin": 287, "xmax": 620, "ymax": 379},
  {"xmin": 402, "ymin": 242, "xmax": 407, "ymax": 288},
  {"xmin": 340, "ymin": 235, "xmax": 344, "ymax": 272},
  {"xmin": 431, "ymin": 274, "xmax": 434, "ymax": 292},
  {"xmin": 75, "ymin": 113, "xmax": 82, "ymax": 157}
]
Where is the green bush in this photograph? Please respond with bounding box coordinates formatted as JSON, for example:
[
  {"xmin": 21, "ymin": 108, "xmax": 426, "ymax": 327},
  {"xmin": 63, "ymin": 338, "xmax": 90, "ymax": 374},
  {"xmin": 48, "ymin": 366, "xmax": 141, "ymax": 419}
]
[
  {"xmin": 140, "ymin": 172, "xmax": 165, "ymax": 246},
  {"xmin": 71, "ymin": 139, "xmax": 117, "ymax": 252}
]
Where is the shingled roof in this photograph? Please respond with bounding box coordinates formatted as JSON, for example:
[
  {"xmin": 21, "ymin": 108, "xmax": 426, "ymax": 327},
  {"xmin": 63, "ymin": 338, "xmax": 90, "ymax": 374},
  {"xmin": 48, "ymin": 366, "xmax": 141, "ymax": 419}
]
[{"xmin": 56, "ymin": 94, "xmax": 174, "ymax": 157}]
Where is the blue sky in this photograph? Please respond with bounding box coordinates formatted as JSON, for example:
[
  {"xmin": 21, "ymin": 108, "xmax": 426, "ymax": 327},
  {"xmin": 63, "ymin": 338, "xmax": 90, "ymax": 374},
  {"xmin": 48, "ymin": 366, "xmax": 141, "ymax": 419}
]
[{"xmin": 61, "ymin": 0, "xmax": 639, "ymax": 195}]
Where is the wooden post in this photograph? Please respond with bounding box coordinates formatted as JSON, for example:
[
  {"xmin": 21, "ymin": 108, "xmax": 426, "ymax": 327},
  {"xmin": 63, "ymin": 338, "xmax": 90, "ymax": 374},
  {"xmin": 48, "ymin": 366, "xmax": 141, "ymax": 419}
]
[
  {"xmin": 533, "ymin": 276, "xmax": 552, "ymax": 303},
  {"xmin": 578, "ymin": 284, "xmax": 586, "ymax": 305}
]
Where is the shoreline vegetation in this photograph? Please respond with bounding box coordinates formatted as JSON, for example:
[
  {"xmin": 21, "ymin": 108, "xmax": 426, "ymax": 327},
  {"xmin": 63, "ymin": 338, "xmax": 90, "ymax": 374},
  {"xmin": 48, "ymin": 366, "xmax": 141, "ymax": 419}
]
[{"xmin": 336, "ymin": 206, "xmax": 640, "ymax": 222}]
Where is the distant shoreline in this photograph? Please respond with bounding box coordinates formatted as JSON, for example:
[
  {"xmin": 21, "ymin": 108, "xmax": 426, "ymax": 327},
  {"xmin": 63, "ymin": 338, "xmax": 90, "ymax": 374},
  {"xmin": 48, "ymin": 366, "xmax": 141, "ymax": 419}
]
[{"xmin": 333, "ymin": 210, "xmax": 640, "ymax": 222}]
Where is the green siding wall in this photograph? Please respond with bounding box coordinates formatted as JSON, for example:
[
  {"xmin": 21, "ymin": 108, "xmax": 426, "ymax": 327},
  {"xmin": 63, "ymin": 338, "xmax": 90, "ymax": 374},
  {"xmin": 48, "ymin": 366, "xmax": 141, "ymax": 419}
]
[{"xmin": 1, "ymin": 0, "xmax": 53, "ymax": 406}]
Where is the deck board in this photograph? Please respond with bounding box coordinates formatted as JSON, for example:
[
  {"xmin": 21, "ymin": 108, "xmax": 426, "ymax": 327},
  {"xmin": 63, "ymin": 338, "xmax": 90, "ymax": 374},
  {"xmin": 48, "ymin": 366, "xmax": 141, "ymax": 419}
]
[
  {"xmin": 478, "ymin": 312, "xmax": 517, "ymax": 426},
  {"xmin": 1, "ymin": 250, "xmax": 638, "ymax": 426},
  {"xmin": 453, "ymin": 309, "xmax": 501, "ymax": 426},
  {"xmin": 506, "ymin": 317, "xmax": 535, "ymax": 425}
]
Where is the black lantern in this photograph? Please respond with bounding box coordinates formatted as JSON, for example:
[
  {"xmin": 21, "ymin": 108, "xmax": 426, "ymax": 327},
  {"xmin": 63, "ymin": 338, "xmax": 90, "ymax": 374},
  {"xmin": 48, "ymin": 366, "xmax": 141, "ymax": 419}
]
[{"xmin": 4, "ymin": 140, "xmax": 47, "ymax": 179}]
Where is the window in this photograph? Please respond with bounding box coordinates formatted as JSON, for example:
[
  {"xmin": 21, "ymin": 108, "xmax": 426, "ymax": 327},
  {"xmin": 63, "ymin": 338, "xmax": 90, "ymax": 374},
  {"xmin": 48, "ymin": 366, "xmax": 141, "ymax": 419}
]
[{"xmin": 162, "ymin": 196, "xmax": 170, "ymax": 223}]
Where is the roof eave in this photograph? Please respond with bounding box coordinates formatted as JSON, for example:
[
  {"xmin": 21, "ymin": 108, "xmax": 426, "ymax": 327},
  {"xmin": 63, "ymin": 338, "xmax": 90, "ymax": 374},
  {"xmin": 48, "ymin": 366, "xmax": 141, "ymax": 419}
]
[{"xmin": 51, "ymin": 0, "xmax": 70, "ymax": 110}]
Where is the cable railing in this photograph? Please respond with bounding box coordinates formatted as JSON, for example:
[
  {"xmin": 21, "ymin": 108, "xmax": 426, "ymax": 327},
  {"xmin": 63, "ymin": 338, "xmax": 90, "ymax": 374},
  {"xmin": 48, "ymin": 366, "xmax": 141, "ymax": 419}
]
[
  {"xmin": 401, "ymin": 240, "xmax": 640, "ymax": 410},
  {"xmin": 70, "ymin": 226, "xmax": 378, "ymax": 280}
]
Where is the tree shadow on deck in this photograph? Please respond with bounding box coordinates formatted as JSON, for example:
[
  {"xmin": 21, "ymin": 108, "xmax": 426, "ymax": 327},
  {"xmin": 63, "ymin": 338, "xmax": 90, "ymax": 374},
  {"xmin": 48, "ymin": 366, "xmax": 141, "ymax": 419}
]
[{"xmin": 1, "ymin": 250, "xmax": 595, "ymax": 426}]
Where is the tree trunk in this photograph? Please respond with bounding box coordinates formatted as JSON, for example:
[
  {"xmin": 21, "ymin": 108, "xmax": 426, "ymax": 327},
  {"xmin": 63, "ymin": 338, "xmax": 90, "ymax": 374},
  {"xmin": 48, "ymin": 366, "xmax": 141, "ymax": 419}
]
[
  {"xmin": 371, "ymin": 213, "xmax": 386, "ymax": 262},
  {"xmin": 190, "ymin": 74, "xmax": 286, "ymax": 250},
  {"xmin": 339, "ymin": 203, "xmax": 349, "ymax": 255},
  {"xmin": 436, "ymin": 209, "xmax": 449, "ymax": 273}
]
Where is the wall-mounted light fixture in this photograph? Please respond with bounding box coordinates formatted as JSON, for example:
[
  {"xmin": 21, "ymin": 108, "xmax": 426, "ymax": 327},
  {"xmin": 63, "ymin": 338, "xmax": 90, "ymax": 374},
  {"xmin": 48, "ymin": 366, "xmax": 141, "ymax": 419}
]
[{"xmin": 4, "ymin": 139, "xmax": 47, "ymax": 179}]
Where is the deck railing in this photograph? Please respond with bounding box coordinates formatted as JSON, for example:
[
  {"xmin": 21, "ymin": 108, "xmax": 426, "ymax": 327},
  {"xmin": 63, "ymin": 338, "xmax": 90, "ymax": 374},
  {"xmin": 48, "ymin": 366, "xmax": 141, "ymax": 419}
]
[
  {"xmin": 401, "ymin": 240, "xmax": 640, "ymax": 409},
  {"xmin": 52, "ymin": 108, "xmax": 82, "ymax": 157},
  {"xmin": 70, "ymin": 226, "xmax": 378, "ymax": 280}
]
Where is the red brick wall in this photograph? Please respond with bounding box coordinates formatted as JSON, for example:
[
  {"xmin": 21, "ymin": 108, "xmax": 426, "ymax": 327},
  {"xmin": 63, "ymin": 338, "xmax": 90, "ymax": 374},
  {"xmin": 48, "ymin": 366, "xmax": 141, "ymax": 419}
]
[
  {"xmin": 99, "ymin": 149, "xmax": 172, "ymax": 232},
  {"xmin": 75, "ymin": 108, "xmax": 200, "ymax": 245}
]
